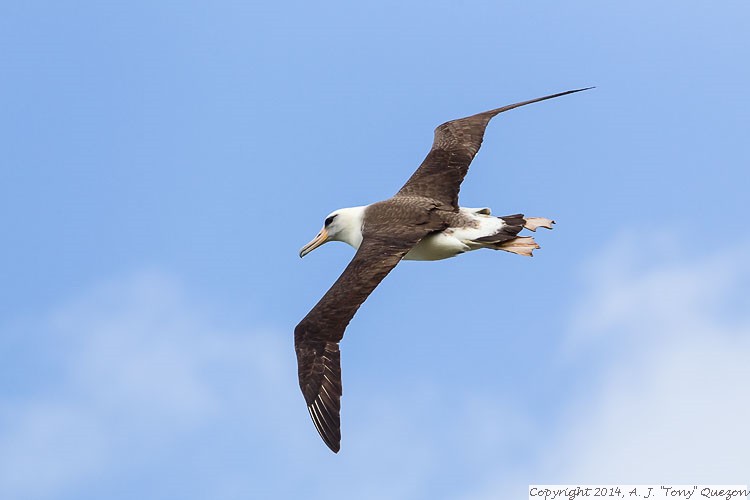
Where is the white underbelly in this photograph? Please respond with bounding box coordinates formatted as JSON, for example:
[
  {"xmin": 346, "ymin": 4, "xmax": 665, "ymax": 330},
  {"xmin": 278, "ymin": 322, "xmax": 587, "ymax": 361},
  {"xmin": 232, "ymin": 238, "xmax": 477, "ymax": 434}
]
[{"xmin": 403, "ymin": 232, "xmax": 470, "ymax": 261}]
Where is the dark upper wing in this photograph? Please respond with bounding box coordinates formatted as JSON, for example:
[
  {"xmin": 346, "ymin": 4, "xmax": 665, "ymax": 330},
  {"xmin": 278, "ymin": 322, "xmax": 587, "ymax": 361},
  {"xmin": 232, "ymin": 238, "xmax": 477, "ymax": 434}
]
[
  {"xmin": 396, "ymin": 87, "xmax": 593, "ymax": 209},
  {"xmin": 294, "ymin": 213, "xmax": 438, "ymax": 453}
]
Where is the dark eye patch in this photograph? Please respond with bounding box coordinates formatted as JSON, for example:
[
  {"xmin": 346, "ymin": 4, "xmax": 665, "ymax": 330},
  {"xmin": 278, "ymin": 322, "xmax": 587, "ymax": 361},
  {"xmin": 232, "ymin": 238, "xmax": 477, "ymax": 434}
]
[{"xmin": 324, "ymin": 215, "xmax": 337, "ymax": 226}]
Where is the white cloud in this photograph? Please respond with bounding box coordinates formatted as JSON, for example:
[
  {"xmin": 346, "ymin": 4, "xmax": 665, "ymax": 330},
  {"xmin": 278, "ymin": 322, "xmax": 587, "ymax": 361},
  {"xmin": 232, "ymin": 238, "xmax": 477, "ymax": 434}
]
[
  {"xmin": 548, "ymin": 237, "xmax": 750, "ymax": 482},
  {"xmin": 0, "ymin": 272, "xmax": 295, "ymax": 499},
  {"xmin": 466, "ymin": 235, "xmax": 750, "ymax": 498}
]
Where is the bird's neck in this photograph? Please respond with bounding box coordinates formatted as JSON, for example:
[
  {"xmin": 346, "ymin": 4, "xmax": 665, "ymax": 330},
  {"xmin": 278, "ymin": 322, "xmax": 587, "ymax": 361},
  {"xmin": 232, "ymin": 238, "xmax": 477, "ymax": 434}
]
[{"xmin": 335, "ymin": 206, "xmax": 366, "ymax": 250}]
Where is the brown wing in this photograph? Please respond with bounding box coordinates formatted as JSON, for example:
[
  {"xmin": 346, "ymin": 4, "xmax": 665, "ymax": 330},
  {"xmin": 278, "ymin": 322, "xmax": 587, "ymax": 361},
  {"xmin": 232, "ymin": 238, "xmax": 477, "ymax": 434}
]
[
  {"xmin": 294, "ymin": 213, "xmax": 438, "ymax": 453},
  {"xmin": 396, "ymin": 87, "xmax": 593, "ymax": 209}
]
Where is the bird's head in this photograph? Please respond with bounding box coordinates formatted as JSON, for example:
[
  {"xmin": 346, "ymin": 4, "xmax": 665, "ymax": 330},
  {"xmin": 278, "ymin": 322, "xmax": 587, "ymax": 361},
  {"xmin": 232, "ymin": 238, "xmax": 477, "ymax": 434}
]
[{"xmin": 299, "ymin": 206, "xmax": 366, "ymax": 258}]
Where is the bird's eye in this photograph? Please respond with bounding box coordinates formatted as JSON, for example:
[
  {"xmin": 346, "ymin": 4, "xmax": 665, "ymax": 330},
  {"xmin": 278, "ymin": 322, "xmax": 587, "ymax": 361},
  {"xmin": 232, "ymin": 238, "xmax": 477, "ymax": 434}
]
[{"xmin": 324, "ymin": 215, "xmax": 337, "ymax": 226}]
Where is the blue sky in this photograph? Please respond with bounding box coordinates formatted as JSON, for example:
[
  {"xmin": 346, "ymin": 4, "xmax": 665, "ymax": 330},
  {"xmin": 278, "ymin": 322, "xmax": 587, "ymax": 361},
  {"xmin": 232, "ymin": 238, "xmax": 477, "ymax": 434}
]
[{"xmin": 1, "ymin": 1, "xmax": 749, "ymax": 499}]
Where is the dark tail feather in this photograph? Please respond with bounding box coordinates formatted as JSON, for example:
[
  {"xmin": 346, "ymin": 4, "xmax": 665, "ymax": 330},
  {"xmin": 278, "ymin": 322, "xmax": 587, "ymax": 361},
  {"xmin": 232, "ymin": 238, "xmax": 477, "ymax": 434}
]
[
  {"xmin": 473, "ymin": 214, "xmax": 526, "ymax": 244},
  {"xmin": 473, "ymin": 214, "xmax": 553, "ymax": 257}
]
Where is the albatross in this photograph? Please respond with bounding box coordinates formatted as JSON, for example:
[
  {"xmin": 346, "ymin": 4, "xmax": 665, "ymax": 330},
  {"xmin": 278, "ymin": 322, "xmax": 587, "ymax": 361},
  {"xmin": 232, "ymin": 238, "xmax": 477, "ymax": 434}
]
[{"xmin": 295, "ymin": 87, "xmax": 591, "ymax": 452}]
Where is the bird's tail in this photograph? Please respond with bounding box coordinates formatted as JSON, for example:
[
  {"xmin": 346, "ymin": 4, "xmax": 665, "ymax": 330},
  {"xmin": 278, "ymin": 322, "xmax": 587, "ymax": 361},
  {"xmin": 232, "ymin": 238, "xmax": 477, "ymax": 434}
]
[{"xmin": 471, "ymin": 214, "xmax": 554, "ymax": 257}]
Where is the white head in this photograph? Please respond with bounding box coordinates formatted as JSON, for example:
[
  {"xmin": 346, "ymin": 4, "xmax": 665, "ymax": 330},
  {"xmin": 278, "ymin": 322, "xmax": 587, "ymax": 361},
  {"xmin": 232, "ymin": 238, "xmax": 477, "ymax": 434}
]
[{"xmin": 299, "ymin": 206, "xmax": 367, "ymax": 258}]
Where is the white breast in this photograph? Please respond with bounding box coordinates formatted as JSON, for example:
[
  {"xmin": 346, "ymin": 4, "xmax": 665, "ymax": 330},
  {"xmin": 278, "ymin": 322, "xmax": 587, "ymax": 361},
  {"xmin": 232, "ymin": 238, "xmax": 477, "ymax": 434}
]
[{"xmin": 403, "ymin": 231, "xmax": 471, "ymax": 261}]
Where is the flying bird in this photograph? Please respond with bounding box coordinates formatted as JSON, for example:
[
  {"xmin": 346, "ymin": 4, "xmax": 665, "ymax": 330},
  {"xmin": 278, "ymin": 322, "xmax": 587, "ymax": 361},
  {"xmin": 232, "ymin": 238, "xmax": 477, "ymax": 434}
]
[{"xmin": 295, "ymin": 88, "xmax": 591, "ymax": 452}]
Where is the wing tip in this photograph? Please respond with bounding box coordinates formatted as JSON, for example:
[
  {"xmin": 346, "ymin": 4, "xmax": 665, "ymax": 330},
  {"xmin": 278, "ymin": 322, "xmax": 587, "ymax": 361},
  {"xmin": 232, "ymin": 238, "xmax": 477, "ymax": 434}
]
[
  {"xmin": 296, "ymin": 338, "xmax": 344, "ymax": 453},
  {"xmin": 534, "ymin": 86, "xmax": 595, "ymax": 102},
  {"xmin": 307, "ymin": 403, "xmax": 341, "ymax": 453}
]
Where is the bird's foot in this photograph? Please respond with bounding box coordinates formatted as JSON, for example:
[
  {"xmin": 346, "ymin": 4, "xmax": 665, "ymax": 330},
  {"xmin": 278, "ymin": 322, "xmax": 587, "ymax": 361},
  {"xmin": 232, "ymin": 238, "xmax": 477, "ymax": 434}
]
[
  {"xmin": 496, "ymin": 236, "xmax": 540, "ymax": 257},
  {"xmin": 524, "ymin": 217, "xmax": 555, "ymax": 232}
]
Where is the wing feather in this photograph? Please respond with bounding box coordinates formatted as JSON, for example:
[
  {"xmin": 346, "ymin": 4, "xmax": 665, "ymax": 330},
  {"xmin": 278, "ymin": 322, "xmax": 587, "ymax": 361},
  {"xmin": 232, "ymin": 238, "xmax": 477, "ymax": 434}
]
[{"xmin": 396, "ymin": 87, "xmax": 592, "ymax": 209}]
